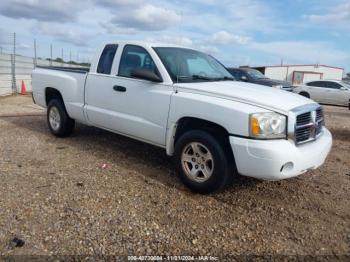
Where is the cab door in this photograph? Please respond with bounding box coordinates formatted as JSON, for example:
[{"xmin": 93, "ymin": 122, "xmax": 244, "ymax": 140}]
[
  {"xmin": 323, "ymin": 81, "xmax": 348, "ymax": 106},
  {"xmin": 306, "ymin": 81, "xmax": 328, "ymax": 103},
  {"xmin": 85, "ymin": 44, "xmax": 173, "ymax": 147}
]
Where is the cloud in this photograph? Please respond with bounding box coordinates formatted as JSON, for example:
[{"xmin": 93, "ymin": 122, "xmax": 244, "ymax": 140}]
[
  {"xmin": 211, "ymin": 31, "xmax": 250, "ymax": 45},
  {"xmin": 249, "ymin": 40, "xmax": 350, "ymax": 65},
  {"xmin": 197, "ymin": 45, "xmax": 219, "ymax": 55},
  {"xmin": 145, "ymin": 35, "xmax": 218, "ymax": 55},
  {"xmin": 94, "ymin": 0, "xmax": 140, "ymax": 7},
  {"xmin": 0, "ymin": 28, "xmax": 13, "ymax": 46},
  {"xmin": 109, "ymin": 4, "xmax": 181, "ymax": 31},
  {"xmin": 225, "ymin": 0, "xmax": 275, "ymax": 32},
  {"xmin": 0, "ymin": 0, "xmax": 348, "ymax": 72},
  {"xmin": 306, "ymin": 2, "xmax": 350, "ymax": 24},
  {"xmin": 149, "ymin": 36, "xmax": 193, "ymax": 47},
  {"xmin": 100, "ymin": 23, "xmax": 138, "ymax": 35},
  {"xmin": 36, "ymin": 23, "xmax": 91, "ymax": 46},
  {"xmin": 0, "ymin": 0, "xmax": 88, "ymax": 22},
  {"xmin": 184, "ymin": 0, "xmax": 277, "ymax": 35}
]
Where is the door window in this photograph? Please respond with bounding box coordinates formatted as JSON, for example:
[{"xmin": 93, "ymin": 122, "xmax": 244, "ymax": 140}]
[
  {"xmin": 97, "ymin": 44, "xmax": 118, "ymax": 74},
  {"xmin": 307, "ymin": 81, "xmax": 325, "ymax": 88},
  {"xmin": 324, "ymin": 81, "xmax": 342, "ymax": 89},
  {"xmin": 119, "ymin": 45, "xmax": 158, "ymax": 78}
]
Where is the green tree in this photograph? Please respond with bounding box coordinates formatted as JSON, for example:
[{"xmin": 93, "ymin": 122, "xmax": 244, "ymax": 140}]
[{"xmin": 54, "ymin": 57, "xmax": 64, "ymax": 63}]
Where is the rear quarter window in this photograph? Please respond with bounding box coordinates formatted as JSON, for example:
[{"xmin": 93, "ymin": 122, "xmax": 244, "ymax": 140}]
[
  {"xmin": 97, "ymin": 44, "xmax": 118, "ymax": 75},
  {"xmin": 325, "ymin": 81, "xmax": 342, "ymax": 89}
]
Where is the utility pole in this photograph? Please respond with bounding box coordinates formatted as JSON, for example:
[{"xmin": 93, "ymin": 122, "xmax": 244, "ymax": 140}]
[
  {"xmin": 61, "ymin": 48, "xmax": 64, "ymax": 66},
  {"xmin": 34, "ymin": 39, "xmax": 37, "ymax": 68},
  {"xmin": 11, "ymin": 32, "xmax": 17, "ymax": 94},
  {"xmin": 50, "ymin": 44, "xmax": 53, "ymax": 66}
]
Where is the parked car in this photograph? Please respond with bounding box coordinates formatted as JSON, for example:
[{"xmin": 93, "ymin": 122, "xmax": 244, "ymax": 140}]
[
  {"xmin": 294, "ymin": 80, "xmax": 350, "ymax": 109},
  {"xmin": 227, "ymin": 67, "xmax": 293, "ymax": 92},
  {"xmin": 31, "ymin": 41, "xmax": 332, "ymax": 194}
]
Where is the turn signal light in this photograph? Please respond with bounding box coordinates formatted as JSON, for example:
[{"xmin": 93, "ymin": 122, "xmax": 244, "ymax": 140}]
[{"xmin": 251, "ymin": 117, "xmax": 260, "ymax": 136}]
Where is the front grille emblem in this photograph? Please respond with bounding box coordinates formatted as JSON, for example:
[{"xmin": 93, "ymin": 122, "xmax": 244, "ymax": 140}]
[
  {"xmin": 294, "ymin": 106, "xmax": 324, "ymax": 145},
  {"xmin": 311, "ymin": 110, "xmax": 317, "ymax": 124}
]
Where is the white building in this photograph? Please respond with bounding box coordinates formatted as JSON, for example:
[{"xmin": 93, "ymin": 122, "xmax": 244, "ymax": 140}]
[{"xmin": 252, "ymin": 64, "xmax": 344, "ymax": 86}]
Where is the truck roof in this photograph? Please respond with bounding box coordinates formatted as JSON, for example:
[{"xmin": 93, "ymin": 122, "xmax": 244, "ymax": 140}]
[{"xmin": 105, "ymin": 40, "xmax": 193, "ymax": 50}]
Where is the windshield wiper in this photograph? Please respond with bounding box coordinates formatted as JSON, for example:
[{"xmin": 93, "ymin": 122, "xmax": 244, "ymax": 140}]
[
  {"xmin": 191, "ymin": 74, "xmax": 214, "ymax": 80},
  {"xmin": 177, "ymin": 75, "xmax": 216, "ymax": 81},
  {"xmin": 214, "ymin": 76, "xmax": 235, "ymax": 81},
  {"xmin": 193, "ymin": 75, "xmax": 235, "ymax": 81},
  {"xmin": 176, "ymin": 75, "xmax": 234, "ymax": 82}
]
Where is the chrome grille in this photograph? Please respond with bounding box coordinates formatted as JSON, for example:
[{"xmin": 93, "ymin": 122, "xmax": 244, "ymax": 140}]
[
  {"xmin": 296, "ymin": 112, "xmax": 312, "ymax": 126},
  {"xmin": 295, "ymin": 107, "xmax": 324, "ymax": 144}
]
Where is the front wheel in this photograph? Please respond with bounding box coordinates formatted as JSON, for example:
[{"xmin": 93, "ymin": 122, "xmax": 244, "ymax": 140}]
[
  {"xmin": 47, "ymin": 99, "xmax": 75, "ymax": 137},
  {"xmin": 174, "ymin": 130, "xmax": 233, "ymax": 194}
]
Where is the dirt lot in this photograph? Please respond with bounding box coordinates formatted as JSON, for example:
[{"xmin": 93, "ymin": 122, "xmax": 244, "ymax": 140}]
[{"xmin": 0, "ymin": 95, "xmax": 349, "ymax": 257}]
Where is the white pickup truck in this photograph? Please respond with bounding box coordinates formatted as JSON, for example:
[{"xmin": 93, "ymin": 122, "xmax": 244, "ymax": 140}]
[{"xmin": 32, "ymin": 41, "xmax": 332, "ymax": 193}]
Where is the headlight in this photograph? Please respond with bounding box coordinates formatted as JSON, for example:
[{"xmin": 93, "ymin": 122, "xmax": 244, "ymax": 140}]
[
  {"xmin": 250, "ymin": 112, "xmax": 287, "ymax": 139},
  {"xmin": 272, "ymin": 85, "xmax": 283, "ymax": 89}
]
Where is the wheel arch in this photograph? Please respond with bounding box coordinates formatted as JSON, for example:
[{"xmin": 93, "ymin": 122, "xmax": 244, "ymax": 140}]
[
  {"xmin": 45, "ymin": 87, "xmax": 64, "ymax": 106},
  {"xmin": 45, "ymin": 87, "xmax": 74, "ymax": 119},
  {"xmin": 299, "ymin": 91, "xmax": 310, "ymax": 98},
  {"xmin": 166, "ymin": 116, "xmax": 233, "ymax": 158}
]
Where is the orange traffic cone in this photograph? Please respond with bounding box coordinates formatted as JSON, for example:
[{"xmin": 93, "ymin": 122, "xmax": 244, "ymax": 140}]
[{"xmin": 20, "ymin": 80, "xmax": 26, "ymax": 95}]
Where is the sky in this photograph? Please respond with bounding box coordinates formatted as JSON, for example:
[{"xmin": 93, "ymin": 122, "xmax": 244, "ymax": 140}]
[{"xmin": 0, "ymin": 0, "xmax": 349, "ymax": 73}]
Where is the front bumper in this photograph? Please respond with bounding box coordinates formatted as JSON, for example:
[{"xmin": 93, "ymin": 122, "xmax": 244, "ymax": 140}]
[{"xmin": 230, "ymin": 128, "xmax": 332, "ymax": 181}]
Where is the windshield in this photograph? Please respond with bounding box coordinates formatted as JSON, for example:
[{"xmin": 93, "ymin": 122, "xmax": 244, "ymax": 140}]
[
  {"xmin": 153, "ymin": 47, "xmax": 234, "ymax": 83},
  {"xmin": 244, "ymin": 69, "xmax": 267, "ymax": 80}
]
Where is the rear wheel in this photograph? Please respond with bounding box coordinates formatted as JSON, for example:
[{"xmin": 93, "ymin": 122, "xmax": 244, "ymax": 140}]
[
  {"xmin": 47, "ymin": 99, "xmax": 75, "ymax": 137},
  {"xmin": 174, "ymin": 130, "xmax": 233, "ymax": 194},
  {"xmin": 299, "ymin": 92, "xmax": 310, "ymax": 98}
]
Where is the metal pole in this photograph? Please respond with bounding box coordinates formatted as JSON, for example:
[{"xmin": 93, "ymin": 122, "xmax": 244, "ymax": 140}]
[
  {"xmin": 11, "ymin": 32, "xmax": 17, "ymax": 94},
  {"xmin": 34, "ymin": 39, "xmax": 37, "ymax": 68},
  {"xmin": 50, "ymin": 44, "xmax": 53, "ymax": 66},
  {"xmin": 61, "ymin": 48, "xmax": 64, "ymax": 66}
]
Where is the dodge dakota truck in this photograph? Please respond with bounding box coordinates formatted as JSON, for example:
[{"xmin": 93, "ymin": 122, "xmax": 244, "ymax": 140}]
[{"xmin": 32, "ymin": 41, "xmax": 332, "ymax": 194}]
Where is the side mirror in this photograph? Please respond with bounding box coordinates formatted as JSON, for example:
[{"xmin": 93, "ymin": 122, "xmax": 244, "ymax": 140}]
[
  {"xmin": 131, "ymin": 69, "xmax": 162, "ymax": 83},
  {"xmin": 340, "ymin": 86, "xmax": 348, "ymax": 91},
  {"xmin": 241, "ymin": 75, "xmax": 248, "ymax": 81}
]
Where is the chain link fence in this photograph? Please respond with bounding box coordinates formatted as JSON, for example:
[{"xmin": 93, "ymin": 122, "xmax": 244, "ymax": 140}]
[{"xmin": 0, "ymin": 33, "xmax": 90, "ymax": 96}]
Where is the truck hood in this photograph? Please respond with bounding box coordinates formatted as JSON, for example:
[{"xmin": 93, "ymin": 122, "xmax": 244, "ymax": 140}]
[{"xmin": 174, "ymin": 81, "xmax": 315, "ymax": 113}]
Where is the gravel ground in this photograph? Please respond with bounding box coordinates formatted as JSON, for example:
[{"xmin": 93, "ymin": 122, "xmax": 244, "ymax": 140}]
[{"xmin": 0, "ymin": 95, "xmax": 349, "ymax": 257}]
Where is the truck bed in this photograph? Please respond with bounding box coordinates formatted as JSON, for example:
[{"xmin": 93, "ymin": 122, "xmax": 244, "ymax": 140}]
[{"xmin": 32, "ymin": 66, "xmax": 89, "ymax": 123}]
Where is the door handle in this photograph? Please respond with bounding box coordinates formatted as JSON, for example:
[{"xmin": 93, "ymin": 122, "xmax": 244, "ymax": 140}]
[{"xmin": 113, "ymin": 85, "xmax": 127, "ymax": 92}]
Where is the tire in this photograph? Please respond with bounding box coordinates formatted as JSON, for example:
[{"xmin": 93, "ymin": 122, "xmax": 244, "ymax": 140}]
[
  {"xmin": 299, "ymin": 92, "xmax": 310, "ymax": 98},
  {"xmin": 47, "ymin": 99, "xmax": 75, "ymax": 137},
  {"xmin": 174, "ymin": 130, "xmax": 233, "ymax": 194}
]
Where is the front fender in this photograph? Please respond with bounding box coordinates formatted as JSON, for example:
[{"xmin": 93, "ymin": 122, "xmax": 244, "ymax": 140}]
[{"xmin": 165, "ymin": 91, "xmax": 270, "ymax": 155}]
